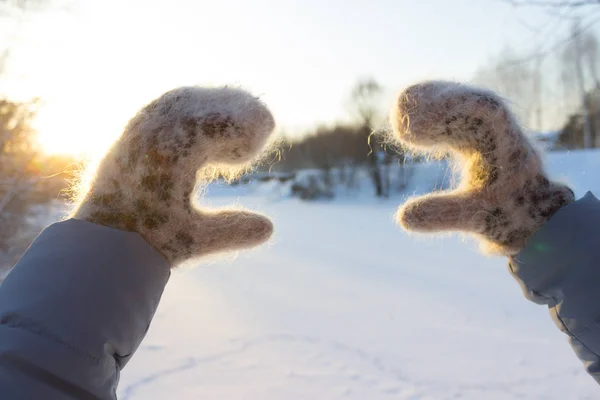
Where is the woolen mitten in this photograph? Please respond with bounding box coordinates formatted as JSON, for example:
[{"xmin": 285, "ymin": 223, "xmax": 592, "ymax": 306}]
[
  {"xmin": 72, "ymin": 87, "xmax": 275, "ymax": 266},
  {"xmin": 391, "ymin": 81, "xmax": 574, "ymax": 255}
]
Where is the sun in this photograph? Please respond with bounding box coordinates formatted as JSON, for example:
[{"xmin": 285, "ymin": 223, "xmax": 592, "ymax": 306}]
[{"xmin": 33, "ymin": 102, "xmax": 124, "ymax": 159}]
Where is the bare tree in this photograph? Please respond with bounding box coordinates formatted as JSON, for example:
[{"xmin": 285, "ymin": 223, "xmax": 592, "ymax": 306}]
[
  {"xmin": 559, "ymin": 19, "xmax": 600, "ymax": 147},
  {"xmin": 348, "ymin": 78, "xmax": 387, "ymax": 197},
  {"xmin": 582, "ymin": 31, "xmax": 600, "ymax": 85},
  {"xmin": 501, "ymin": 0, "xmax": 600, "ymax": 8},
  {"xmin": 349, "ymin": 78, "xmax": 382, "ymax": 127},
  {"xmin": 472, "ymin": 48, "xmax": 540, "ymax": 128},
  {"xmin": 498, "ymin": 0, "xmax": 600, "ymax": 137}
]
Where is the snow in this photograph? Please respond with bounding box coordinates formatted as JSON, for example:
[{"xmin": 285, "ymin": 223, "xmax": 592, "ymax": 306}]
[
  {"xmin": 113, "ymin": 150, "xmax": 600, "ymax": 399},
  {"xmin": 44, "ymin": 151, "xmax": 600, "ymax": 398}
]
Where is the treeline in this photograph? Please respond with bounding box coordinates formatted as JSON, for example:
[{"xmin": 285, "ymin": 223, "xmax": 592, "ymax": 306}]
[
  {"xmin": 277, "ymin": 124, "xmax": 373, "ymax": 172},
  {"xmin": 271, "ymin": 122, "xmax": 410, "ymax": 200},
  {"xmin": 253, "ymin": 78, "xmax": 410, "ymax": 199},
  {"xmin": 0, "ymin": 98, "xmax": 78, "ymax": 269}
]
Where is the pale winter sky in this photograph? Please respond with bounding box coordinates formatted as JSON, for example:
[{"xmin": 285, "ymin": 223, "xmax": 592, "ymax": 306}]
[{"xmin": 0, "ymin": 0, "xmax": 597, "ymax": 155}]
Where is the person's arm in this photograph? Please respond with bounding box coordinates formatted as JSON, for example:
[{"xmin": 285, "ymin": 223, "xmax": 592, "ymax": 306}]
[
  {"xmin": 509, "ymin": 191, "xmax": 600, "ymax": 384},
  {"xmin": 387, "ymin": 80, "xmax": 600, "ymax": 383},
  {"xmin": 0, "ymin": 219, "xmax": 169, "ymax": 400},
  {"xmin": 0, "ymin": 86, "xmax": 276, "ymax": 399}
]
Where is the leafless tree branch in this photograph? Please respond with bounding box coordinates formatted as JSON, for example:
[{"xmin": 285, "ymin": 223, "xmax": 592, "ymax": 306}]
[
  {"xmin": 494, "ymin": 13, "xmax": 600, "ymax": 70},
  {"xmin": 503, "ymin": 0, "xmax": 600, "ymax": 7}
]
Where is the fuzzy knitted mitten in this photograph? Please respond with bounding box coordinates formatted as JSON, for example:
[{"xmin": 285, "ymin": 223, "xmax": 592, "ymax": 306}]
[
  {"xmin": 72, "ymin": 87, "xmax": 275, "ymax": 266},
  {"xmin": 391, "ymin": 81, "xmax": 574, "ymax": 255}
]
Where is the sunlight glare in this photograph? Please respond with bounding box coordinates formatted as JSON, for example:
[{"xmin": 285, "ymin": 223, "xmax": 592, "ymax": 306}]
[{"xmin": 33, "ymin": 101, "xmax": 126, "ymax": 158}]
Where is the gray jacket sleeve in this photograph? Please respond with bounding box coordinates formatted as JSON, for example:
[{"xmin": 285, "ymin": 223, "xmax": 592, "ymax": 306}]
[
  {"xmin": 510, "ymin": 191, "xmax": 600, "ymax": 384},
  {"xmin": 0, "ymin": 219, "xmax": 170, "ymax": 400}
]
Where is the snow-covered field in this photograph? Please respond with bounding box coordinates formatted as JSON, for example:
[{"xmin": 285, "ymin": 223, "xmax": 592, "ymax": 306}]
[
  {"xmin": 49, "ymin": 151, "xmax": 600, "ymax": 398},
  {"xmin": 114, "ymin": 150, "xmax": 600, "ymax": 400}
]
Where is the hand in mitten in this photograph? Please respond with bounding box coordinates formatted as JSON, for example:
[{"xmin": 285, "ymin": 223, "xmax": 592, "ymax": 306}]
[
  {"xmin": 391, "ymin": 81, "xmax": 574, "ymax": 255},
  {"xmin": 72, "ymin": 87, "xmax": 275, "ymax": 266}
]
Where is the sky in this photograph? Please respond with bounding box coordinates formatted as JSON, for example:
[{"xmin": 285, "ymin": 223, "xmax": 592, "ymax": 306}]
[{"xmin": 0, "ymin": 0, "xmax": 597, "ymax": 156}]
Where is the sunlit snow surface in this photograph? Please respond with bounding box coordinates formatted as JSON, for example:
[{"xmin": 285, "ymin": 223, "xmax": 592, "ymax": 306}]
[{"xmin": 48, "ymin": 151, "xmax": 600, "ymax": 399}]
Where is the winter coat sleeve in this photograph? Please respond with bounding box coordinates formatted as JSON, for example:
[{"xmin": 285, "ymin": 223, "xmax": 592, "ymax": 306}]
[
  {"xmin": 0, "ymin": 219, "xmax": 170, "ymax": 400},
  {"xmin": 509, "ymin": 191, "xmax": 600, "ymax": 385}
]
